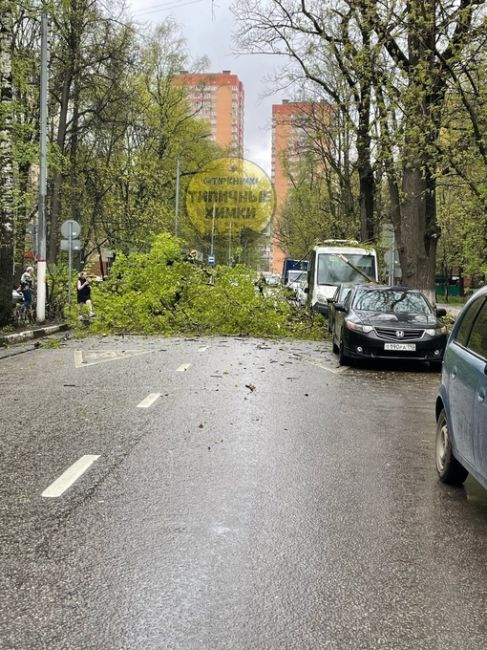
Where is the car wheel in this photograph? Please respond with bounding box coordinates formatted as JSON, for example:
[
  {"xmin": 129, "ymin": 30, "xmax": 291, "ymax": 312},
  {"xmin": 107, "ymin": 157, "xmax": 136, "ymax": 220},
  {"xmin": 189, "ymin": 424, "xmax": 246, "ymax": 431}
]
[
  {"xmin": 338, "ymin": 336, "xmax": 351, "ymax": 366},
  {"xmin": 436, "ymin": 409, "xmax": 468, "ymax": 485}
]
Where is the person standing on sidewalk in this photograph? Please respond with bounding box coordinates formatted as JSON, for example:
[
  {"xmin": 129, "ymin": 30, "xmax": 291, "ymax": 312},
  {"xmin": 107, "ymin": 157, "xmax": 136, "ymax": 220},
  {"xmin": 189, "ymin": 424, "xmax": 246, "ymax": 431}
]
[
  {"xmin": 77, "ymin": 272, "xmax": 94, "ymax": 319},
  {"xmin": 19, "ymin": 266, "xmax": 34, "ymax": 311}
]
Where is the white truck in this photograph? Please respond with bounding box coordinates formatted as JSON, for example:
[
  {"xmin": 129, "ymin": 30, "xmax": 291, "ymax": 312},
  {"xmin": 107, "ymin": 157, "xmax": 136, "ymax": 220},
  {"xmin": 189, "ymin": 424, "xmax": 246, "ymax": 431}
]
[{"xmin": 306, "ymin": 241, "xmax": 378, "ymax": 315}]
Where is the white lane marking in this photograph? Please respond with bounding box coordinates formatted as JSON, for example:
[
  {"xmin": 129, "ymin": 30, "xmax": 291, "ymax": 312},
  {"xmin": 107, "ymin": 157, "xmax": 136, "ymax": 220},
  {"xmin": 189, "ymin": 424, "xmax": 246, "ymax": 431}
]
[
  {"xmin": 303, "ymin": 356, "xmax": 348, "ymax": 375},
  {"xmin": 198, "ymin": 346, "xmax": 209, "ymax": 352},
  {"xmin": 74, "ymin": 350, "xmax": 84, "ymax": 368},
  {"xmin": 42, "ymin": 455, "xmax": 100, "ymax": 498},
  {"xmin": 136, "ymin": 393, "xmax": 161, "ymax": 408},
  {"xmin": 74, "ymin": 350, "xmax": 151, "ymax": 368},
  {"xmin": 176, "ymin": 363, "xmax": 191, "ymax": 372}
]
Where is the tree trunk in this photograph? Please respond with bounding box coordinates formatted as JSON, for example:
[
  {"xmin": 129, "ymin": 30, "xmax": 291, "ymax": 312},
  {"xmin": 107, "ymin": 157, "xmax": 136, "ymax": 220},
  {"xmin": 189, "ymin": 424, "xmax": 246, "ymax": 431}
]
[
  {"xmin": 394, "ymin": 0, "xmax": 440, "ymax": 303},
  {"xmin": 358, "ymin": 156, "xmax": 374, "ymax": 243},
  {"xmin": 0, "ymin": 3, "xmax": 15, "ymax": 325},
  {"xmin": 48, "ymin": 0, "xmax": 83, "ymax": 263},
  {"xmin": 397, "ymin": 166, "xmax": 437, "ymax": 303},
  {"xmin": 48, "ymin": 69, "xmax": 73, "ymax": 263}
]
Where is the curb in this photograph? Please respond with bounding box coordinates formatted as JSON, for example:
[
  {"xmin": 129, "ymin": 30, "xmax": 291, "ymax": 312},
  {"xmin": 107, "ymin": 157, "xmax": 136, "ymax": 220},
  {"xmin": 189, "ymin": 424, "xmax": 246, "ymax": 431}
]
[{"xmin": 0, "ymin": 323, "xmax": 69, "ymax": 346}]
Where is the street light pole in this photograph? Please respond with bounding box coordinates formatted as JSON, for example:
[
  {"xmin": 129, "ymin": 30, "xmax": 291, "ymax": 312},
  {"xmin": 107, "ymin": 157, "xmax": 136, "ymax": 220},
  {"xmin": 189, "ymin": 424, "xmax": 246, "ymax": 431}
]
[
  {"xmin": 210, "ymin": 202, "xmax": 216, "ymax": 257},
  {"xmin": 228, "ymin": 220, "xmax": 232, "ymax": 267},
  {"xmin": 389, "ymin": 229, "xmax": 395, "ymax": 286},
  {"xmin": 174, "ymin": 155, "xmax": 180, "ymax": 237},
  {"xmin": 36, "ymin": 3, "xmax": 49, "ymax": 322}
]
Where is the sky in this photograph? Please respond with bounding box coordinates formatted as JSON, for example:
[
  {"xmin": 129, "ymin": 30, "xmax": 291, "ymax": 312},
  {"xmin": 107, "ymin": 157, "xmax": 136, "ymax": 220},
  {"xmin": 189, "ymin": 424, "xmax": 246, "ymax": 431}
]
[{"xmin": 126, "ymin": 0, "xmax": 286, "ymax": 175}]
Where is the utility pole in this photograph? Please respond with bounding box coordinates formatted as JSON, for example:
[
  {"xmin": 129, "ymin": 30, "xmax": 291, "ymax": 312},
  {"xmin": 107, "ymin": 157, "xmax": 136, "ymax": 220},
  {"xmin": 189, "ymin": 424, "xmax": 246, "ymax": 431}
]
[
  {"xmin": 210, "ymin": 202, "xmax": 216, "ymax": 257},
  {"xmin": 228, "ymin": 220, "xmax": 232, "ymax": 267},
  {"xmin": 389, "ymin": 229, "xmax": 395, "ymax": 287},
  {"xmin": 174, "ymin": 156, "xmax": 180, "ymax": 237},
  {"xmin": 36, "ymin": 3, "xmax": 49, "ymax": 322}
]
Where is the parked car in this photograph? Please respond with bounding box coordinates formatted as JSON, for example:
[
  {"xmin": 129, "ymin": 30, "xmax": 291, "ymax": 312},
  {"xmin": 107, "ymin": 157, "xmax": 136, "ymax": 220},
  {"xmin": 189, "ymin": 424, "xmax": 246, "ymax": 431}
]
[
  {"xmin": 326, "ymin": 283, "xmax": 355, "ymax": 333},
  {"xmin": 285, "ymin": 270, "xmax": 308, "ymax": 304},
  {"xmin": 295, "ymin": 275, "xmax": 308, "ymax": 306},
  {"xmin": 331, "ymin": 284, "xmax": 448, "ymax": 366},
  {"xmin": 263, "ymin": 273, "xmax": 281, "ymax": 286},
  {"xmin": 435, "ymin": 286, "xmax": 487, "ymax": 487},
  {"xmin": 286, "ymin": 269, "xmax": 307, "ymax": 292}
]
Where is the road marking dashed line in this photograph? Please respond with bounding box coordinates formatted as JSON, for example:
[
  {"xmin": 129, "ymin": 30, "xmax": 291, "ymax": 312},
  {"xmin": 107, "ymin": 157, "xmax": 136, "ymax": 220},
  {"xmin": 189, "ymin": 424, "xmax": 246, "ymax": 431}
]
[
  {"xmin": 136, "ymin": 393, "xmax": 161, "ymax": 408},
  {"xmin": 302, "ymin": 356, "xmax": 349, "ymax": 375},
  {"xmin": 74, "ymin": 349, "xmax": 151, "ymax": 368},
  {"xmin": 42, "ymin": 455, "xmax": 100, "ymax": 498}
]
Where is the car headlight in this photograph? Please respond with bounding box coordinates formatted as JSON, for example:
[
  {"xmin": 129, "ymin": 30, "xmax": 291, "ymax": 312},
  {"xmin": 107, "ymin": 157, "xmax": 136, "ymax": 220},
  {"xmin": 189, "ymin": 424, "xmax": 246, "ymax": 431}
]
[
  {"xmin": 345, "ymin": 321, "xmax": 374, "ymax": 333},
  {"xmin": 425, "ymin": 326, "xmax": 448, "ymax": 336}
]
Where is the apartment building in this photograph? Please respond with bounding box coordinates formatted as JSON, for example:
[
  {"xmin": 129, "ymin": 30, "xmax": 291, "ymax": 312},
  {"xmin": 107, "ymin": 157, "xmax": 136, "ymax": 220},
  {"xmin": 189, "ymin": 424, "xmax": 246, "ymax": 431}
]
[
  {"xmin": 174, "ymin": 70, "xmax": 244, "ymax": 155},
  {"xmin": 270, "ymin": 100, "xmax": 317, "ymax": 274}
]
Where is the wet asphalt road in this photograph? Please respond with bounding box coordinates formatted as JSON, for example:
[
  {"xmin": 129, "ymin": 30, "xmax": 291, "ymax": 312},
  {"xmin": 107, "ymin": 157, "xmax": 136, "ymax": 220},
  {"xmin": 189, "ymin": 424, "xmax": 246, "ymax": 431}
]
[{"xmin": 1, "ymin": 335, "xmax": 487, "ymax": 650}]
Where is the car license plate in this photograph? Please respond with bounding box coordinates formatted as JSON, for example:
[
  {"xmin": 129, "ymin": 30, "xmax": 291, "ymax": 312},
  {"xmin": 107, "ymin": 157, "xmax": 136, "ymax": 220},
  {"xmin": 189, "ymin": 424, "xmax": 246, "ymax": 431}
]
[{"xmin": 384, "ymin": 343, "xmax": 416, "ymax": 351}]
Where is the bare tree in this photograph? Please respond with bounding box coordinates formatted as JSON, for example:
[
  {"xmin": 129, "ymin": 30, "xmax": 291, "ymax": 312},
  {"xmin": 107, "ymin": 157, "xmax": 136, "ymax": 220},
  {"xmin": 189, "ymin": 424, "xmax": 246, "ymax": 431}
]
[
  {"xmin": 234, "ymin": 0, "xmax": 486, "ymax": 297},
  {"xmin": 233, "ymin": 0, "xmax": 377, "ymax": 242}
]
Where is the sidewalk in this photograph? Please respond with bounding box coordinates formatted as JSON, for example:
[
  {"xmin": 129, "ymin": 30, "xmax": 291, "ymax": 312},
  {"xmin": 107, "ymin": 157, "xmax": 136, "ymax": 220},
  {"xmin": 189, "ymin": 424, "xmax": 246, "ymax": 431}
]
[
  {"xmin": 437, "ymin": 304, "xmax": 462, "ymax": 318},
  {"xmin": 0, "ymin": 322, "xmax": 68, "ymax": 346}
]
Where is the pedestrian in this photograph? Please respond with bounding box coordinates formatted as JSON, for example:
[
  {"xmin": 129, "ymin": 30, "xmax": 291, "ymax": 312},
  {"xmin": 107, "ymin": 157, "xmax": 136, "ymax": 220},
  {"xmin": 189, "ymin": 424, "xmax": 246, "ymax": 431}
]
[
  {"xmin": 256, "ymin": 273, "xmax": 266, "ymax": 295},
  {"xmin": 77, "ymin": 272, "xmax": 94, "ymax": 319},
  {"xmin": 18, "ymin": 265, "xmax": 34, "ymax": 310}
]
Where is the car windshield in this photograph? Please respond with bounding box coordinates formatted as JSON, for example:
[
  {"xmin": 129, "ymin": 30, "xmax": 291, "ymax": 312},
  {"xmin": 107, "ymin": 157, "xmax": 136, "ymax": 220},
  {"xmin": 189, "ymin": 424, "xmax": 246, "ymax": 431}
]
[
  {"xmin": 288, "ymin": 271, "xmax": 306, "ymax": 283},
  {"xmin": 353, "ymin": 289, "xmax": 433, "ymax": 314},
  {"xmin": 317, "ymin": 253, "xmax": 376, "ymax": 285}
]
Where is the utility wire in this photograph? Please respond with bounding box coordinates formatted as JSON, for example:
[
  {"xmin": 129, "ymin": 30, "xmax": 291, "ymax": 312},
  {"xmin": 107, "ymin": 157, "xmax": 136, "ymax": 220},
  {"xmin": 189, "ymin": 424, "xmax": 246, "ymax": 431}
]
[{"xmin": 134, "ymin": 0, "xmax": 205, "ymax": 17}]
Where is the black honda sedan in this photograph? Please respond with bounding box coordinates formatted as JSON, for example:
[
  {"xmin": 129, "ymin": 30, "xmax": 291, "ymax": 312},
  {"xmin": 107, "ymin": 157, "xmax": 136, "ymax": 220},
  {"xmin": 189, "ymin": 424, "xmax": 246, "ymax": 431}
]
[{"xmin": 332, "ymin": 285, "xmax": 448, "ymax": 366}]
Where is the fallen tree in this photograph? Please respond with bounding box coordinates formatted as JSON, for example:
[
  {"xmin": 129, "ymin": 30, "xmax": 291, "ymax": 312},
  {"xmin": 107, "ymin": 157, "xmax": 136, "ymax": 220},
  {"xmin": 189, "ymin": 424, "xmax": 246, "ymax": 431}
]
[{"xmin": 81, "ymin": 234, "xmax": 325, "ymax": 340}]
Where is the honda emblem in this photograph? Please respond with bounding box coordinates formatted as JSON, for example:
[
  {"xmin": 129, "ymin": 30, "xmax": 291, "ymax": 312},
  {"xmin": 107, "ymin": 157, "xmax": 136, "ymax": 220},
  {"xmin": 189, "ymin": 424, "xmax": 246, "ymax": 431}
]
[{"xmin": 396, "ymin": 330, "xmax": 405, "ymax": 339}]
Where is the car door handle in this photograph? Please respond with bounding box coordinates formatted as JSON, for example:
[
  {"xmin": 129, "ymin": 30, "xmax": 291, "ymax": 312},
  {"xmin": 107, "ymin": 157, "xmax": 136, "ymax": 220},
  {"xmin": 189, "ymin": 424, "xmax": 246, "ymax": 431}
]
[
  {"xmin": 478, "ymin": 390, "xmax": 486, "ymax": 403},
  {"xmin": 451, "ymin": 366, "xmax": 457, "ymax": 379}
]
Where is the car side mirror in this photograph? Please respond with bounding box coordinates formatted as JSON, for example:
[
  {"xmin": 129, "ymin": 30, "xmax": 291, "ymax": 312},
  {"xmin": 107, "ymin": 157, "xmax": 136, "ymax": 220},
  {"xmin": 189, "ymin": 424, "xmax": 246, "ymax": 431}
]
[
  {"xmin": 436, "ymin": 307, "xmax": 447, "ymax": 318},
  {"xmin": 335, "ymin": 302, "xmax": 346, "ymax": 312}
]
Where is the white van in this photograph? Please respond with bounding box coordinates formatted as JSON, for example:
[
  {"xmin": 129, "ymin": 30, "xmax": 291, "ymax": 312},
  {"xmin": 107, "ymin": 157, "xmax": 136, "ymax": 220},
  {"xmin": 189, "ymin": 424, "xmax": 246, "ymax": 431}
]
[{"xmin": 307, "ymin": 241, "xmax": 378, "ymax": 315}]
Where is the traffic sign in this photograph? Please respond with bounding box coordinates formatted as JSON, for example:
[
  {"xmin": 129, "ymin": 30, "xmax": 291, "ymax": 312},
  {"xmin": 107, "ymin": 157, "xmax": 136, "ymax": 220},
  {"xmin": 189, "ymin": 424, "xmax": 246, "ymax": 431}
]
[
  {"xmin": 208, "ymin": 255, "xmax": 216, "ymax": 266},
  {"xmin": 61, "ymin": 239, "xmax": 81, "ymax": 251},
  {"xmin": 61, "ymin": 219, "xmax": 80, "ymax": 239}
]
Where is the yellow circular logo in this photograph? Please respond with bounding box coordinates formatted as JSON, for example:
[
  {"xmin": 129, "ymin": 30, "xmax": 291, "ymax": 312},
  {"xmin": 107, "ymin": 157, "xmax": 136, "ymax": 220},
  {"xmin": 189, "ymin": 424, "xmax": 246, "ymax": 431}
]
[{"xmin": 186, "ymin": 158, "xmax": 275, "ymax": 236}]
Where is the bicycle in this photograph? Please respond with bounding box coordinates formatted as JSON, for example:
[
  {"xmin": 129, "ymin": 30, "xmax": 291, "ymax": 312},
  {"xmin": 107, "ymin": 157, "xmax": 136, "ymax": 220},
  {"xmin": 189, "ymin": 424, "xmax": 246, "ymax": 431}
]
[{"xmin": 13, "ymin": 300, "xmax": 34, "ymax": 327}]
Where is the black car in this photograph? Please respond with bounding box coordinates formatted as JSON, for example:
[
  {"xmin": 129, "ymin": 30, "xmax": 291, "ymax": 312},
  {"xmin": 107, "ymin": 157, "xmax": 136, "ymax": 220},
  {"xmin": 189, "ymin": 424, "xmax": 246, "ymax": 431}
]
[
  {"xmin": 326, "ymin": 283, "xmax": 355, "ymax": 333},
  {"xmin": 331, "ymin": 285, "xmax": 448, "ymax": 366}
]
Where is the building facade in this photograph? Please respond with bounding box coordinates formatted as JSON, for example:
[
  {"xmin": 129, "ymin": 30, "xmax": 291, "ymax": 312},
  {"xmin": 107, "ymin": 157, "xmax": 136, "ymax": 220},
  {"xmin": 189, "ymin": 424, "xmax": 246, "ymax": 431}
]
[
  {"xmin": 174, "ymin": 70, "xmax": 244, "ymax": 155},
  {"xmin": 270, "ymin": 100, "xmax": 315, "ymax": 274}
]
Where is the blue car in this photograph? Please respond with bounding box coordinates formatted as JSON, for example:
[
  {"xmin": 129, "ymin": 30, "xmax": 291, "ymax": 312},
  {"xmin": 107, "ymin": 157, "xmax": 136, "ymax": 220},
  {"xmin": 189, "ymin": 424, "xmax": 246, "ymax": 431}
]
[{"xmin": 436, "ymin": 286, "xmax": 487, "ymax": 486}]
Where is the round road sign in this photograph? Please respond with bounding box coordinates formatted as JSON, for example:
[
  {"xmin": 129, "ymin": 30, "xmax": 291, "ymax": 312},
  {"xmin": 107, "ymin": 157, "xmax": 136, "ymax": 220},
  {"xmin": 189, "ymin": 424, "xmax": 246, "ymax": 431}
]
[{"xmin": 61, "ymin": 219, "xmax": 81, "ymax": 239}]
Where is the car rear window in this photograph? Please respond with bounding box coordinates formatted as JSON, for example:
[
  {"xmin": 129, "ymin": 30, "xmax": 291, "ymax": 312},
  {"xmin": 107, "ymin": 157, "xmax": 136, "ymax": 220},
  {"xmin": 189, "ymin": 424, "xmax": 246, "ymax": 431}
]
[
  {"xmin": 455, "ymin": 296, "xmax": 485, "ymax": 347},
  {"xmin": 467, "ymin": 301, "xmax": 487, "ymax": 359}
]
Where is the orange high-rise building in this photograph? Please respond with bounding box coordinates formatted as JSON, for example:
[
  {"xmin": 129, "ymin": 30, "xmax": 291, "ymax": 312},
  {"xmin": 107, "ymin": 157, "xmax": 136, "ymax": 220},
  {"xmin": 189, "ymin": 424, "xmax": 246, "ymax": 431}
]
[
  {"xmin": 174, "ymin": 70, "xmax": 244, "ymax": 154},
  {"xmin": 270, "ymin": 100, "xmax": 314, "ymax": 274},
  {"xmin": 271, "ymin": 99, "xmax": 332, "ymax": 274}
]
